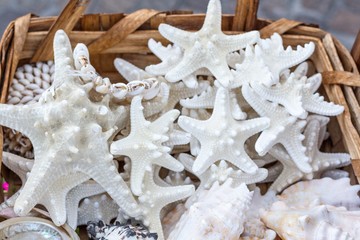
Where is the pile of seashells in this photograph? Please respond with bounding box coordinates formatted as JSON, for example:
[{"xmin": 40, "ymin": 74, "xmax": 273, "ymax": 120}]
[{"xmin": 0, "ymin": 0, "xmax": 359, "ymax": 239}]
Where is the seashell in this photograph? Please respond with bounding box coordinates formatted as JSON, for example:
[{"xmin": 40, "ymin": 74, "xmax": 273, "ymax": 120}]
[
  {"xmin": 261, "ymin": 202, "xmax": 355, "ymax": 240},
  {"xmin": 162, "ymin": 203, "xmax": 186, "ymax": 239},
  {"xmin": 278, "ymin": 178, "xmax": 360, "ymax": 210},
  {"xmin": 168, "ymin": 180, "xmax": 252, "ymax": 240},
  {"xmin": 87, "ymin": 221, "xmax": 158, "ymax": 240}
]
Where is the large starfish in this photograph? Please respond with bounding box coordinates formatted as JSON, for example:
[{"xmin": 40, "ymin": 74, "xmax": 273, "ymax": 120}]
[
  {"xmin": 66, "ymin": 180, "xmax": 107, "ymax": 229},
  {"xmin": 178, "ymin": 87, "xmax": 269, "ymax": 175},
  {"xmin": 137, "ymin": 170, "xmax": 194, "ymax": 240},
  {"xmin": 110, "ymin": 95, "xmax": 184, "ymax": 196},
  {"xmin": 242, "ymin": 83, "xmax": 312, "ymax": 173},
  {"xmin": 0, "ymin": 30, "xmax": 140, "ymax": 218},
  {"xmin": 158, "ymin": 0, "xmax": 259, "ymax": 87},
  {"xmin": 1, "ymin": 152, "xmax": 90, "ymax": 225}
]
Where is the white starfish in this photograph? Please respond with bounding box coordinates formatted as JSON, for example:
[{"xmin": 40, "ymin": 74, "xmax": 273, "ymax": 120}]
[
  {"xmin": 145, "ymin": 39, "xmax": 211, "ymax": 88},
  {"xmin": 77, "ymin": 193, "xmax": 119, "ymax": 226},
  {"xmin": 255, "ymin": 33, "xmax": 315, "ymax": 86},
  {"xmin": 137, "ymin": 170, "xmax": 194, "ymax": 240},
  {"xmin": 268, "ymin": 118, "xmax": 350, "ymax": 193},
  {"xmin": 242, "ymin": 83, "xmax": 312, "ymax": 173},
  {"xmin": 66, "ymin": 180, "xmax": 106, "ymax": 229},
  {"xmin": 179, "ymin": 153, "xmax": 267, "ymax": 191},
  {"xmin": 301, "ymin": 73, "xmax": 344, "ymax": 116},
  {"xmin": 0, "ymin": 30, "xmax": 139, "ymax": 218},
  {"xmin": 114, "ymin": 57, "xmax": 209, "ymax": 116},
  {"xmin": 110, "ymin": 96, "xmax": 184, "ymax": 196},
  {"xmin": 180, "ymin": 81, "xmax": 247, "ymax": 120},
  {"xmin": 1, "ymin": 152, "xmax": 90, "ymax": 226},
  {"xmin": 158, "ymin": 0, "xmax": 259, "ymax": 87},
  {"xmin": 178, "ymin": 87, "xmax": 269, "ymax": 175}
]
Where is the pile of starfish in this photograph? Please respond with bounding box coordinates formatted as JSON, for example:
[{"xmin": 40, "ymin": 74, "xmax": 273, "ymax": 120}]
[{"xmin": 0, "ymin": 0, "xmax": 351, "ymax": 239}]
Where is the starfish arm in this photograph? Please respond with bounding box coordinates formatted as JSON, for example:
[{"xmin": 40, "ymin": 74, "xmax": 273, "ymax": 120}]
[
  {"xmin": 232, "ymin": 168, "xmax": 268, "ymax": 185},
  {"xmin": 177, "ymin": 115, "xmax": 206, "ymax": 139},
  {"xmin": 180, "ymin": 85, "xmax": 216, "ymax": 109},
  {"xmin": 52, "ymin": 30, "xmax": 77, "ymax": 89},
  {"xmin": 302, "ymin": 93, "xmax": 344, "ymax": 116},
  {"xmin": 66, "ymin": 181, "xmax": 106, "ymax": 229},
  {"xmin": 114, "ymin": 58, "xmax": 150, "ymax": 82},
  {"xmin": 201, "ymin": 0, "xmax": 222, "ymax": 30},
  {"xmin": 238, "ymin": 117, "xmax": 270, "ymax": 140},
  {"xmin": 182, "ymin": 74, "xmax": 199, "ymax": 89},
  {"xmin": 178, "ymin": 153, "xmax": 196, "ymax": 174},
  {"xmin": 227, "ymin": 50, "xmax": 244, "ymax": 69},
  {"xmin": 147, "ymin": 39, "xmax": 181, "ymax": 60},
  {"xmin": 269, "ymin": 164, "xmax": 304, "ymax": 193},
  {"xmin": 83, "ymin": 161, "xmax": 140, "ymax": 218},
  {"xmin": 220, "ymin": 31, "xmax": 260, "ymax": 53},
  {"xmin": 260, "ymin": 163, "xmax": 283, "ymax": 183},
  {"xmin": 14, "ymin": 152, "xmax": 59, "ymax": 216},
  {"xmin": 281, "ymin": 121, "xmax": 312, "ymax": 173},
  {"xmin": 231, "ymin": 152, "xmax": 259, "ymax": 174},
  {"xmin": 146, "ymin": 60, "xmax": 177, "ymax": 76},
  {"xmin": 38, "ymin": 173, "xmax": 89, "ymax": 226},
  {"xmin": 158, "ymin": 24, "xmax": 194, "ymax": 49},
  {"xmin": 206, "ymin": 44, "xmax": 233, "ymax": 87},
  {"xmin": 129, "ymin": 96, "xmax": 149, "ymax": 133},
  {"xmin": 314, "ymin": 152, "xmax": 350, "ymax": 172},
  {"xmin": 2, "ymin": 152, "xmax": 33, "ymax": 184},
  {"xmin": 241, "ymin": 83, "xmax": 270, "ymax": 116},
  {"xmin": 150, "ymin": 109, "xmax": 180, "ymax": 135},
  {"xmin": 0, "ymin": 104, "xmax": 42, "ymax": 139},
  {"xmin": 192, "ymin": 146, "xmax": 217, "ymax": 175},
  {"xmin": 165, "ymin": 42, "xmax": 205, "ymax": 82},
  {"xmin": 229, "ymin": 90, "xmax": 247, "ymax": 120},
  {"xmin": 307, "ymin": 73, "xmax": 322, "ymax": 93},
  {"xmin": 154, "ymin": 154, "xmax": 184, "ymax": 173},
  {"xmin": 211, "ymin": 87, "xmax": 232, "ymax": 116},
  {"xmin": 143, "ymin": 83, "xmax": 169, "ymax": 118}
]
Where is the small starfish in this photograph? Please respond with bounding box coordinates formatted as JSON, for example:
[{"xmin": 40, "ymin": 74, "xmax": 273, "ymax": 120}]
[
  {"xmin": 158, "ymin": 0, "xmax": 259, "ymax": 87},
  {"xmin": 137, "ymin": 170, "xmax": 194, "ymax": 240},
  {"xmin": 242, "ymin": 83, "xmax": 312, "ymax": 173},
  {"xmin": 66, "ymin": 180, "xmax": 107, "ymax": 229},
  {"xmin": 145, "ymin": 39, "xmax": 211, "ymax": 88},
  {"xmin": 1, "ymin": 152, "xmax": 90, "ymax": 226},
  {"xmin": 110, "ymin": 96, "xmax": 184, "ymax": 195},
  {"xmin": 268, "ymin": 118, "xmax": 350, "ymax": 193},
  {"xmin": 0, "ymin": 30, "xmax": 140, "ymax": 218},
  {"xmin": 178, "ymin": 87, "xmax": 269, "ymax": 175},
  {"xmin": 255, "ymin": 33, "xmax": 315, "ymax": 86},
  {"xmin": 77, "ymin": 193, "xmax": 119, "ymax": 226}
]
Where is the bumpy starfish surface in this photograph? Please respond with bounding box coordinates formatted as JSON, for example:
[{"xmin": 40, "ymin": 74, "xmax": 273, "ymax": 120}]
[
  {"xmin": 66, "ymin": 180, "xmax": 107, "ymax": 229},
  {"xmin": 145, "ymin": 39, "xmax": 211, "ymax": 88},
  {"xmin": 268, "ymin": 118, "xmax": 350, "ymax": 192},
  {"xmin": 114, "ymin": 57, "xmax": 209, "ymax": 115},
  {"xmin": 158, "ymin": 0, "xmax": 259, "ymax": 87},
  {"xmin": 255, "ymin": 33, "xmax": 315, "ymax": 86},
  {"xmin": 179, "ymin": 153, "xmax": 267, "ymax": 190},
  {"xmin": 77, "ymin": 193, "xmax": 119, "ymax": 227},
  {"xmin": 137, "ymin": 170, "xmax": 194, "ymax": 240},
  {"xmin": 0, "ymin": 30, "xmax": 139, "ymax": 218},
  {"xmin": 110, "ymin": 95, "xmax": 184, "ymax": 196},
  {"xmin": 178, "ymin": 87, "xmax": 270, "ymax": 175},
  {"xmin": 180, "ymin": 81, "xmax": 247, "ymax": 120},
  {"xmin": 1, "ymin": 152, "xmax": 90, "ymax": 225},
  {"xmin": 242, "ymin": 84, "xmax": 312, "ymax": 173}
]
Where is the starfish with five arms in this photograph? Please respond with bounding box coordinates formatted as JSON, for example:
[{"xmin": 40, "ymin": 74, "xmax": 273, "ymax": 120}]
[
  {"xmin": 178, "ymin": 87, "xmax": 270, "ymax": 175},
  {"xmin": 158, "ymin": 0, "xmax": 259, "ymax": 87},
  {"xmin": 0, "ymin": 30, "xmax": 140, "ymax": 218}
]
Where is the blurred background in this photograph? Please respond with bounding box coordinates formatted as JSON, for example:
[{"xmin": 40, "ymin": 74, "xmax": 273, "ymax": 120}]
[{"xmin": 0, "ymin": 0, "xmax": 359, "ymax": 49}]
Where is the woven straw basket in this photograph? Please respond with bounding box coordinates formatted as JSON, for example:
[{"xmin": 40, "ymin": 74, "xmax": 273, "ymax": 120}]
[{"xmin": 0, "ymin": 0, "xmax": 360, "ymax": 226}]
